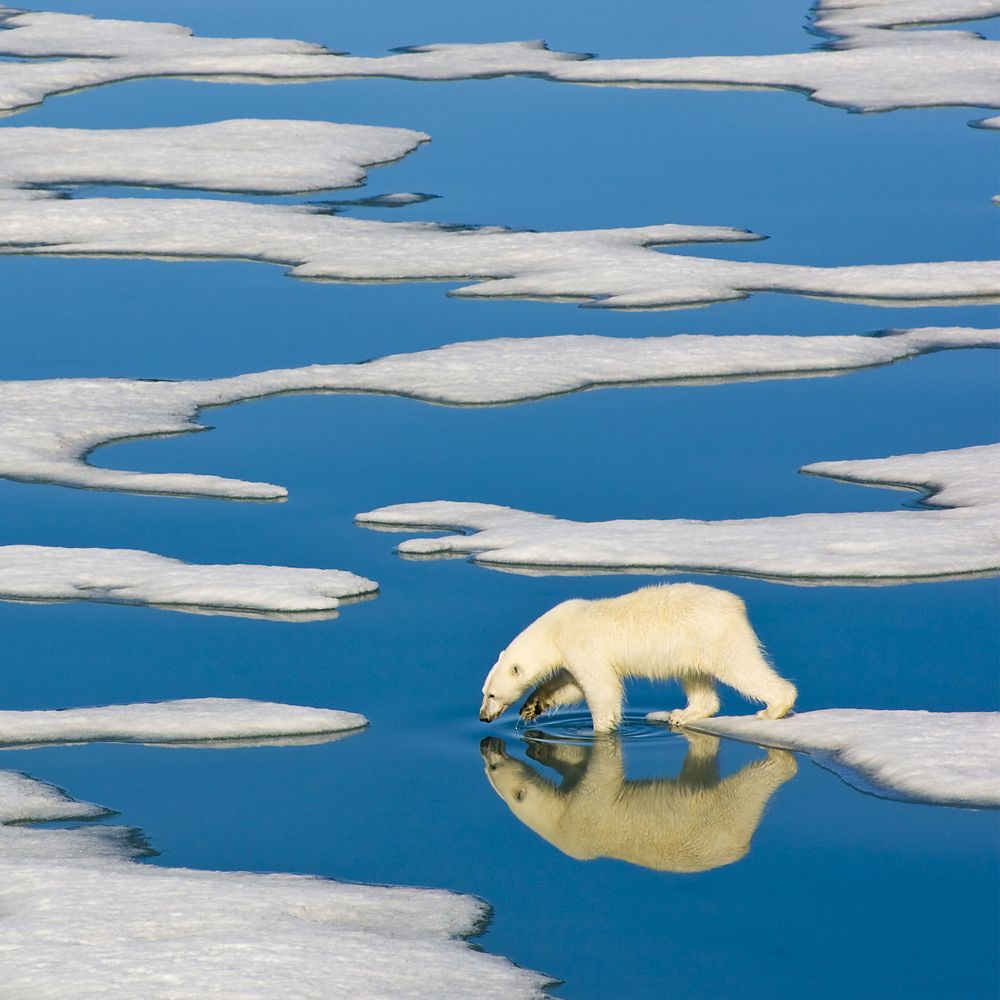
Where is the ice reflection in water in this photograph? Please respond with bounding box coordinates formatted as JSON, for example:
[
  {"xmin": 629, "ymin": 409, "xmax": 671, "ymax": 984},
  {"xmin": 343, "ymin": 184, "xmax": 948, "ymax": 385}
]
[{"xmin": 481, "ymin": 726, "xmax": 796, "ymax": 873}]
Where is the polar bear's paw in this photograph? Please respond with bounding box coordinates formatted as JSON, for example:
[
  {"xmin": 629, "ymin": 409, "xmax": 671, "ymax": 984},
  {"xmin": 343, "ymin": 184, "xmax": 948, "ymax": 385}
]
[
  {"xmin": 665, "ymin": 708, "xmax": 714, "ymax": 726},
  {"xmin": 756, "ymin": 702, "xmax": 793, "ymax": 721},
  {"xmin": 520, "ymin": 695, "xmax": 551, "ymax": 722}
]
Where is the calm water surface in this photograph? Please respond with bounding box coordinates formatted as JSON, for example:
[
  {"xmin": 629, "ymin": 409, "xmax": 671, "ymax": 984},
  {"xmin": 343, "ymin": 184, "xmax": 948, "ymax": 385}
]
[{"xmin": 1, "ymin": 1, "xmax": 998, "ymax": 997}]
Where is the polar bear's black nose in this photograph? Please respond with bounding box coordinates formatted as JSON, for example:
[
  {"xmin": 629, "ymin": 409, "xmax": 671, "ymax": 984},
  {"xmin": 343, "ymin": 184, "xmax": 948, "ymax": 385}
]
[{"xmin": 480, "ymin": 737, "xmax": 506, "ymax": 759}]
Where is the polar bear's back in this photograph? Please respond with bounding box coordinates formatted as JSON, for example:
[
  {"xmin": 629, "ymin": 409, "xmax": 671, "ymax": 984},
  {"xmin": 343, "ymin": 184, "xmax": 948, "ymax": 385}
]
[
  {"xmin": 555, "ymin": 583, "xmax": 761, "ymax": 679},
  {"xmin": 595, "ymin": 583, "xmax": 745, "ymax": 617}
]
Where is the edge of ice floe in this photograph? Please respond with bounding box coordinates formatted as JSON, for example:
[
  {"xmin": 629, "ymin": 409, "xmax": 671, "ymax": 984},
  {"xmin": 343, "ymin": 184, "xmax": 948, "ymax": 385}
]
[
  {"xmin": 0, "ymin": 119, "xmax": 430, "ymax": 199},
  {"xmin": 0, "ymin": 544, "xmax": 378, "ymax": 618},
  {"xmin": 0, "ymin": 698, "xmax": 368, "ymax": 748},
  {"xmin": 0, "ymin": 327, "xmax": 994, "ymax": 502},
  {"xmin": 0, "ymin": 1, "xmax": 996, "ymax": 120},
  {"xmin": 647, "ymin": 709, "xmax": 1000, "ymax": 808},
  {"xmin": 0, "ymin": 769, "xmax": 110, "ymax": 823},
  {"xmin": 0, "ymin": 192, "xmax": 995, "ymax": 310},
  {"xmin": 356, "ymin": 443, "xmax": 1000, "ymax": 585},
  {"xmin": 0, "ymin": 770, "xmax": 554, "ymax": 999}
]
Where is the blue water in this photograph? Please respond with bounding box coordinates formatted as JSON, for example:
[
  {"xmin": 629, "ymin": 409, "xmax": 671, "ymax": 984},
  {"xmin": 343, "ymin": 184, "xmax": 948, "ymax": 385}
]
[{"xmin": 1, "ymin": 1, "xmax": 998, "ymax": 997}]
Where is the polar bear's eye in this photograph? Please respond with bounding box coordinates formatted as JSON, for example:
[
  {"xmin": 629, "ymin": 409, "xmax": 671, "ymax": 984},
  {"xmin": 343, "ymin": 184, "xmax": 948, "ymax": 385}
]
[{"xmin": 511, "ymin": 664, "xmax": 521, "ymax": 676}]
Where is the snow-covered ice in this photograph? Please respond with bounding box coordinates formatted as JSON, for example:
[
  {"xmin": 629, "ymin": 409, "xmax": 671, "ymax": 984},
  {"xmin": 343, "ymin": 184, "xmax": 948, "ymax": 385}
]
[
  {"xmin": 0, "ymin": 196, "xmax": 996, "ymax": 310},
  {"xmin": 0, "ymin": 698, "xmax": 367, "ymax": 748},
  {"xmin": 648, "ymin": 709, "xmax": 1000, "ymax": 808},
  {"xmin": 0, "ymin": 120, "xmax": 428, "ymax": 200},
  {"xmin": 0, "ymin": 327, "xmax": 994, "ymax": 500},
  {"xmin": 550, "ymin": 1, "xmax": 1000, "ymax": 117},
  {"xmin": 0, "ymin": 770, "xmax": 550, "ymax": 999},
  {"xmin": 0, "ymin": 545, "xmax": 377, "ymax": 617},
  {"xmin": 0, "ymin": 770, "xmax": 107, "ymax": 823},
  {"xmin": 0, "ymin": 116, "xmax": 992, "ymax": 308},
  {"xmin": 357, "ymin": 444, "xmax": 1000, "ymax": 585},
  {"xmin": 0, "ymin": 1, "xmax": 996, "ymax": 119}
]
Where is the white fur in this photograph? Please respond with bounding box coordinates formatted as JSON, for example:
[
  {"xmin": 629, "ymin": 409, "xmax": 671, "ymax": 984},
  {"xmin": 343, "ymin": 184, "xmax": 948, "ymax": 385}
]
[
  {"xmin": 482, "ymin": 733, "xmax": 797, "ymax": 873},
  {"xmin": 480, "ymin": 583, "xmax": 796, "ymax": 733}
]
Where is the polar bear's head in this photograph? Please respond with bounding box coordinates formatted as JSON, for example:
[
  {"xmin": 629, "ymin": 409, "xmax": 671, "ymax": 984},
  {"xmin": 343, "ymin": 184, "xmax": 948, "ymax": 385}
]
[
  {"xmin": 480, "ymin": 737, "xmax": 566, "ymax": 843},
  {"xmin": 479, "ymin": 616, "xmax": 563, "ymax": 723}
]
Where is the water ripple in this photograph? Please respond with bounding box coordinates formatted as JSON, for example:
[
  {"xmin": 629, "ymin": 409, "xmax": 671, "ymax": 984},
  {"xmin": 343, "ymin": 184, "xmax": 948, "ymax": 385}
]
[{"xmin": 491, "ymin": 711, "xmax": 679, "ymax": 745}]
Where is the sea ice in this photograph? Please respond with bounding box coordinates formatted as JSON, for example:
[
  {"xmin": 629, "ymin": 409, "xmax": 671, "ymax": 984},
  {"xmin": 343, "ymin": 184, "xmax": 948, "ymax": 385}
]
[
  {"xmin": 0, "ymin": 196, "xmax": 996, "ymax": 309},
  {"xmin": 0, "ymin": 770, "xmax": 549, "ymax": 998},
  {"xmin": 0, "ymin": 545, "xmax": 377, "ymax": 617},
  {"xmin": 0, "ymin": 109, "xmax": 993, "ymax": 308},
  {"xmin": 647, "ymin": 709, "xmax": 1000, "ymax": 808},
  {"xmin": 0, "ymin": 698, "xmax": 367, "ymax": 747},
  {"xmin": 0, "ymin": 120, "xmax": 428, "ymax": 200},
  {"xmin": 0, "ymin": 1, "xmax": 996, "ymax": 119},
  {"xmin": 357, "ymin": 444, "xmax": 1000, "ymax": 585},
  {"xmin": 0, "ymin": 769, "xmax": 108, "ymax": 823},
  {"xmin": 1, "ymin": 327, "xmax": 993, "ymax": 500}
]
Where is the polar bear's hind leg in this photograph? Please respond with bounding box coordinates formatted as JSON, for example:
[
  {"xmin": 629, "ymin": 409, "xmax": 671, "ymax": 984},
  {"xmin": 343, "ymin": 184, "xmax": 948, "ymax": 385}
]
[{"xmin": 716, "ymin": 641, "xmax": 797, "ymax": 720}]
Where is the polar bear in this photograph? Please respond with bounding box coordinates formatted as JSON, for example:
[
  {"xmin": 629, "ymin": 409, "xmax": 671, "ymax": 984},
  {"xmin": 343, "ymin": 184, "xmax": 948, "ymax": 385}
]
[
  {"xmin": 481, "ymin": 733, "xmax": 797, "ymax": 872},
  {"xmin": 479, "ymin": 583, "xmax": 796, "ymax": 733}
]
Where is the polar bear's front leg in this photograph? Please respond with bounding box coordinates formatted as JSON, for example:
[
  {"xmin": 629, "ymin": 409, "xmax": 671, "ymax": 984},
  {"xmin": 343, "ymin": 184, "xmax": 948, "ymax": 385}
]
[
  {"xmin": 571, "ymin": 666, "xmax": 623, "ymax": 734},
  {"xmin": 666, "ymin": 674, "xmax": 721, "ymax": 726},
  {"xmin": 519, "ymin": 669, "xmax": 585, "ymax": 722},
  {"xmin": 526, "ymin": 739, "xmax": 591, "ymax": 784}
]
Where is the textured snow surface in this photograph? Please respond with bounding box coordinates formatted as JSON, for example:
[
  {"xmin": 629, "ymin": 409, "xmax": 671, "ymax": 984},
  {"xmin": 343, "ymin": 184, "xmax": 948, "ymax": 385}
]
[
  {"xmin": 653, "ymin": 710, "xmax": 1000, "ymax": 807},
  {"xmin": 0, "ymin": 773, "xmax": 549, "ymax": 999},
  {"xmin": 0, "ymin": 698, "xmax": 367, "ymax": 747},
  {"xmin": 358, "ymin": 444, "xmax": 1000, "ymax": 584},
  {"xmin": 0, "ymin": 120, "xmax": 428, "ymax": 200},
  {"xmin": 0, "ymin": 197, "xmax": 996, "ymax": 310},
  {"xmin": 0, "ymin": 1, "xmax": 996, "ymax": 118},
  {"xmin": 0, "ymin": 545, "xmax": 377, "ymax": 617},
  {"xmin": 0, "ymin": 115, "xmax": 992, "ymax": 308},
  {"xmin": 0, "ymin": 327, "xmax": 994, "ymax": 500},
  {"xmin": 0, "ymin": 770, "xmax": 107, "ymax": 823}
]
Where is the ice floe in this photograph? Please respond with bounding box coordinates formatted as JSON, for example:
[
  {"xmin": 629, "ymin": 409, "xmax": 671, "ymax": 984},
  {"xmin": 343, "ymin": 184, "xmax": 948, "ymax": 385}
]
[
  {"xmin": 0, "ymin": 545, "xmax": 377, "ymax": 618},
  {"xmin": 0, "ymin": 115, "xmax": 992, "ymax": 308},
  {"xmin": 0, "ymin": 196, "xmax": 997, "ymax": 309},
  {"xmin": 0, "ymin": 770, "xmax": 549, "ymax": 999},
  {"xmin": 648, "ymin": 709, "xmax": 1000, "ymax": 808},
  {"xmin": 0, "ymin": 120, "xmax": 428, "ymax": 201},
  {"xmin": 0, "ymin": 1, "xmax": 995, "ymax": 118},
  {"xmin": 357, "ymin": 443, "xmax": 1000, "ymax": 585},
  {"xmin": 0, "ymin": 698, "xmax": 367, "ymax": 748},
  {"xmin": 2, "ymin": 327, "xmax": 993, "ymax": 500},
  {"xmin": 0, "ymin": 769, "xmax": 107, "ymax": 823}
]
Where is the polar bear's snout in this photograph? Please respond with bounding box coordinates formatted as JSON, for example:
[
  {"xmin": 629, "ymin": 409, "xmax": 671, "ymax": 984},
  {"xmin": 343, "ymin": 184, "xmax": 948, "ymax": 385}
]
[
  {"xmin": 480, "ymin": 651, "xmax": 528, "ymax": 723},
  {"xmin": 480, "ymin": 736, "xmax": 507, "ymax": 766},
  {"xmin": 479, "ymin": 692, "xmax": 507, "ymax": 723}
]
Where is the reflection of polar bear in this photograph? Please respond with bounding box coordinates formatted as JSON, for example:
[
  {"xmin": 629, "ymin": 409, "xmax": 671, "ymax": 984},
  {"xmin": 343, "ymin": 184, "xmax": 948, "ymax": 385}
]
[
  {"xmin": 479, "ymin": 584, "xmax": 796, "ymax": 733},
  {"xmin": 481, "ymin": 733, "xmax": 797, "ymax": 873}
]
